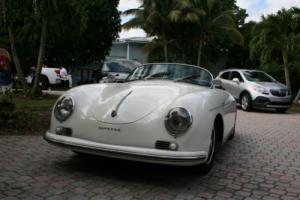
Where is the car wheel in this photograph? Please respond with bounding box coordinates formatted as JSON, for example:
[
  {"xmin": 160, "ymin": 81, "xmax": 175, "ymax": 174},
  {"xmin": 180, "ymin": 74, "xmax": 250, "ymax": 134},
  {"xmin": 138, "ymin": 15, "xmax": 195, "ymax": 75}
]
[
  {"xmin": 241, "ymin": 93, "xmax": 252, "ymax": 111},
  {"xmin": 40, "ymin": 76, "xmax": 49, "ymax": 90},
  {"xmin": 199, "ymin": 124, "xmax": 217, "ymax": 174},
  {"xmin": 276, "ymin": 108, "xmax": 288, "ymax": 113}
]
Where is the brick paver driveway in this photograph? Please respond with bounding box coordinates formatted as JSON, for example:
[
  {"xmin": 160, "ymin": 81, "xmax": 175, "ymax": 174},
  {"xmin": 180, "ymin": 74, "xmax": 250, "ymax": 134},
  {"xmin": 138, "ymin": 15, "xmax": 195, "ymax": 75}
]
[{"xmin": 0, "ymin": 111, "xmax": 300, "ymax": 200}]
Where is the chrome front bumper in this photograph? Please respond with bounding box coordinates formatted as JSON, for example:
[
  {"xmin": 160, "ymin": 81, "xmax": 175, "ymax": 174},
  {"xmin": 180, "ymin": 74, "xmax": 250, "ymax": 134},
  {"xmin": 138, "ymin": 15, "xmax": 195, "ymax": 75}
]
[{"xmin": 44, "ymin": 131, "xmax": 208, "ymax": 166}]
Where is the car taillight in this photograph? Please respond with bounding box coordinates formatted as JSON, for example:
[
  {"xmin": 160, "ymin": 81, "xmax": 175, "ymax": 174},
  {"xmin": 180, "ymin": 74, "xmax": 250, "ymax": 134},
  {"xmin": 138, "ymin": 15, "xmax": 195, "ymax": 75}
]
[{"xmin": 54, "ymin": 69, "xmax": 60, "ymax": 76}]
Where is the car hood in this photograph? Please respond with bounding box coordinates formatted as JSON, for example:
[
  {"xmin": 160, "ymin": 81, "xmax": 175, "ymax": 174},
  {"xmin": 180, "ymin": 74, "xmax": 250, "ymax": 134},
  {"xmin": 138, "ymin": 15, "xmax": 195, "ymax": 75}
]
[
  {"xmin": 92, "ymin": 80, "xmax": 207, "ymax": 124},
  {"xmin": 255, "ymin": 82, "xmax": 288, "ymax": 90}
]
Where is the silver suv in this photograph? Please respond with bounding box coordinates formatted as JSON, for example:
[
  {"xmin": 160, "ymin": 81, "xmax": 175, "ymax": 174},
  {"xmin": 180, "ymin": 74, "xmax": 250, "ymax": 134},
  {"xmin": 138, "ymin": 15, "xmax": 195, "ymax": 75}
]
[{"xmin": 216, "ymin": 69, "xmax": 292, "ymax": 112}]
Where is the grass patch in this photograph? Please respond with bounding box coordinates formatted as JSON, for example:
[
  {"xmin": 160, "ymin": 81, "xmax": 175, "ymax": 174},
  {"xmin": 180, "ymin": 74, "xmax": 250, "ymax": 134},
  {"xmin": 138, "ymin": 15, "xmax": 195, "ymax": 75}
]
[
  {"xmin": 0, "ymin": 94, "xmax": 58, "ymax": 135},
  {"xmin": 14, "ymin": 97, "xmax": 57, "ymax": 110},
  {"xmin": 289, "ymin": 104, "xmax": 300, "ymax": 113}
]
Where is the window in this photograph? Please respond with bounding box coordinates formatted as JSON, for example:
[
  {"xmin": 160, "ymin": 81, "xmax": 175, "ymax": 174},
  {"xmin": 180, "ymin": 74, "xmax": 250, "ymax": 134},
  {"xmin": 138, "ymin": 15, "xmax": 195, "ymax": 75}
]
[
  {"xmin": 230, "ymin": 71, "xmax": 244, "ymax": 82},
  {"xmin": 220, "ymin": 72, "xmax": 231, "ymax": 80},
  {"xmin": 243, "ymin": 71, "xmax": 275, "ymax": 82}
]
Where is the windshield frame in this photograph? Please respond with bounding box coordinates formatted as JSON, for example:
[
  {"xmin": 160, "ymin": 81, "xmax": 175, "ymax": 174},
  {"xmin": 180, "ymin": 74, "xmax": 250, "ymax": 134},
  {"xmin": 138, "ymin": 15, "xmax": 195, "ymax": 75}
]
[
  {"xmin": 125, "ymin": 63, "xmax": 214, "ymax": 87},
  {"xmin": 242, "ymin": 70, "xmax": 276, "ymax": 83}
]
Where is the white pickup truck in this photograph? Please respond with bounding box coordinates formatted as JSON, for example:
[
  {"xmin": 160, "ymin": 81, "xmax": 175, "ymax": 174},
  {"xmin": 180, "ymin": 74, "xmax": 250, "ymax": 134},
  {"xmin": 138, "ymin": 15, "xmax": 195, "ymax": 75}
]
[{"xmin": 26, "ymin": 67, "xmax": 66, "ymax": 89}]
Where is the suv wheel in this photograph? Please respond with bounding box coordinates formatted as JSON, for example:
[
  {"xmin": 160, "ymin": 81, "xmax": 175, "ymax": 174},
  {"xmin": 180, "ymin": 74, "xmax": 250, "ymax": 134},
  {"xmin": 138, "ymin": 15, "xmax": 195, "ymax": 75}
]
[{"xmin": 241, "ymin": 93, "xmax": 252, "ymax": 111}]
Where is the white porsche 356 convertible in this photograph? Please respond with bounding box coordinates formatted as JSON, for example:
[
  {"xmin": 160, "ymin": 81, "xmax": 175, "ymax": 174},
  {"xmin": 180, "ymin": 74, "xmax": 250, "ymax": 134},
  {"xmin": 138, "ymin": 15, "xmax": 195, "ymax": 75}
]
[{"xmin": 45, "ymin": 63, "xmax": 236, "ymax": 172}]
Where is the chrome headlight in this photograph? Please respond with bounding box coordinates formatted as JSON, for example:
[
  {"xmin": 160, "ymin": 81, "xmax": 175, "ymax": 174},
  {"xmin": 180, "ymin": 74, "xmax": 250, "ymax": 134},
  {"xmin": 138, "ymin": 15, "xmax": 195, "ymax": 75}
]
[
  {"xmin": 253, "ymin": 85, "xmax": 269, "ymax": 95},
  {"xmin": 165, "ymin": 107, "xmax": 193, "ymax": 137},
  {"xmin": 54, "ymin": 96, "xmax": 75, "ymax": 122}
]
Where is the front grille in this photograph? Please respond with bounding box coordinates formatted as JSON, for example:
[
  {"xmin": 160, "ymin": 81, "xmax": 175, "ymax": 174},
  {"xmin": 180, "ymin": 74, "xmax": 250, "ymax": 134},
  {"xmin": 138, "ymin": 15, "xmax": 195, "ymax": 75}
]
[
  {"xmin": 270, "ymin": 89, "xmax": 288, "ymax": 97},
  {"xmin": 254, "ymin": 96, "xmax": 270, "ymax": 104},
  {"xmin": 155, "ymin": 141, "xmax": 170, "ymax": 150}
]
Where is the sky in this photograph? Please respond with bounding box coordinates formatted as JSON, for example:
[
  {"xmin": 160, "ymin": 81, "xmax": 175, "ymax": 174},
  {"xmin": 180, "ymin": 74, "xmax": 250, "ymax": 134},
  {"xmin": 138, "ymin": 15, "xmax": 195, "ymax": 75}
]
[{"xmin": 117, "ymin": 0, "xmax": 300, "ymax": 38}]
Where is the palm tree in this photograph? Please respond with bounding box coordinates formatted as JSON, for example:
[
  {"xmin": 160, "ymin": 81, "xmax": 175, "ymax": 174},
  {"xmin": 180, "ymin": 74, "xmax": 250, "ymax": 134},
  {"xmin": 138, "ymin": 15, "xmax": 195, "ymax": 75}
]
[
  {"xmin": 251, "ymin": 8, "xmax": 300, "ymax": 90},
  {"xmin": 170, "ymin": 0, "xmax": 243, "ymax": 66},
  {"xmin": 168, "ymin": 0, "xmax": 204, "ymax": 63},
  {"xmin": 123, "ymin": 0, "xmax": 175, "ymax": 62},
  {"xmin": 30, "ymin": 0, "xmax": 59, "ymax": 96}
]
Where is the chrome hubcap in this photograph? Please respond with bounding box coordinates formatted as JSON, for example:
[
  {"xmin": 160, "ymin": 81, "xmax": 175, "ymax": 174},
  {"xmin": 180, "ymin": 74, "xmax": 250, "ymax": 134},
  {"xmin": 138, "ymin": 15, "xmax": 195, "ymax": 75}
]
[
  {"xmin": 241, "ymin": 96, "xmax": 248, "ymax": 110},
  {"xmin": 207, "ymin": 127, "xmax": 216, "ymax": 164}
]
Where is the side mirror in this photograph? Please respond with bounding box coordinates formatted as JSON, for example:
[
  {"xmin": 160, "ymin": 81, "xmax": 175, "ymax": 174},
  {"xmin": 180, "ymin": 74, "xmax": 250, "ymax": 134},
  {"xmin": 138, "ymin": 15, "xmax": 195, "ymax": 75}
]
[
  {"xmin": 212, "ymin": 79, "xmax": 224, "ymax": 90},
  {"xmin": 106, "ymin": 74, "xmax": 116, "ymax": 82},
  {"xmin": 232, "ymin": 78, "xmax": 239, "ymax": 83}
]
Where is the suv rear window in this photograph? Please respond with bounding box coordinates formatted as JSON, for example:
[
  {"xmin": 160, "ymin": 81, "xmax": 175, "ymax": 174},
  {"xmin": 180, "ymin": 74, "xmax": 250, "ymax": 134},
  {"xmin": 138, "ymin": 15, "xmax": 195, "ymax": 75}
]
[
  {"xmin": 230, "ymin": 71, "xmax": 244, "ymax": 82},
  {"xmin": 220, "ymin": 72, "xmax": 230, "ymax": 80}
]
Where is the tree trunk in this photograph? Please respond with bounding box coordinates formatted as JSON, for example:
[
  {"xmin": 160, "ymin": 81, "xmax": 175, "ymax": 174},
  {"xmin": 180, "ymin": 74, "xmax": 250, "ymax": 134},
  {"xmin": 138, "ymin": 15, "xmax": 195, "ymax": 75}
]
[
  {"xmin": 181, "ymin": 43, "xmax": 187, "ymax": 63},
  {"xmin": 163, "ymin": 44, "xmax": 168, "ymax": 62},
  {"xmin": 293, "ymin": 89, "xmax": 300, "ymax": 104},
  {"xmin": 7, "ymin": 26, "xmax": 29, "ymax": 91},
  {"xmin": 1, "ymin": 0, "xmax": 5, "ymax": 21},
  {"xmin": 30, "ymin": 19, "xmax": 47, "ymax": 96},
  {"xmin": 197, "ymin": 40, "xmax": 203, "ymax": 66},
  {"xmin": 181, "ymin": 50, "xmax": 186, "ymax": 63},
  {"xmin": 281, "ymin": 50, "xmax": 291, "ymax": 90},
  {"xmin": 162, "ymin": 35, "xmax": 168, "ymax": 62}
]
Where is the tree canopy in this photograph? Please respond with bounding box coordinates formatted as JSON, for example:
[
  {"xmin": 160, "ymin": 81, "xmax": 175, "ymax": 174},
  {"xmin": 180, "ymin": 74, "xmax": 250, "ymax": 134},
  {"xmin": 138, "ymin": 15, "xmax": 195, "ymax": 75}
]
[
  {"xmin": 251, "ymin": 8, "xmax": 300, "ymax": 90},
  {"xmin": 123, "ymin": 0, "xmax": 244, "ymax": 70},
  {"xmin": 1, "ymin": 0, "xmax": 121, "ymax": 70},
  {"xmin": 0, "ymin": 0, "xmax": 120, "ymax": 95}
]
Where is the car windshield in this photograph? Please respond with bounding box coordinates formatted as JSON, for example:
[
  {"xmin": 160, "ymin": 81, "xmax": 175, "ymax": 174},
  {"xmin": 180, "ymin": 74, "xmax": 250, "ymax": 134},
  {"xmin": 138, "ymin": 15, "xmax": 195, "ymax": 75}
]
[
  {"xmin": 243, "ymin": 71, "xmax": 275, "ymax": 82},
  {"xmin": 126, "ymin": 63, "xmax": 213, "ymax": 87}
]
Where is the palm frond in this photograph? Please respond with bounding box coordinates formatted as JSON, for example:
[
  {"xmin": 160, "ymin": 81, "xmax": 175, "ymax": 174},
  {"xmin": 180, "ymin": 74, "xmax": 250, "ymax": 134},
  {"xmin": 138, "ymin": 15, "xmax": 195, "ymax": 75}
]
[
  {"xmin": 122, "ymin": 18, "xmax": 144, "ymax": 30},
  {"xmin": 122, "ymin": 8, "xmax": 142, "ymax": 16}
]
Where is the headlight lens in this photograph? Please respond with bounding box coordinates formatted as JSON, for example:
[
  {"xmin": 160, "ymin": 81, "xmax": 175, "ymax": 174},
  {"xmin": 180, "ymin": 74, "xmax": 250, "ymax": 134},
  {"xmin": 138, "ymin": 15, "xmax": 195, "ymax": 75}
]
[
  {"xmin": 253, "ymin": 85, "xmax": 269, "ymax": 95},
  {"xmin": 54, "ymin": 96, "xmax": 75, "ymax": 122},
  {"xmin": 165, "ymin": 107, "xmax": 192, "ymax": 137}
]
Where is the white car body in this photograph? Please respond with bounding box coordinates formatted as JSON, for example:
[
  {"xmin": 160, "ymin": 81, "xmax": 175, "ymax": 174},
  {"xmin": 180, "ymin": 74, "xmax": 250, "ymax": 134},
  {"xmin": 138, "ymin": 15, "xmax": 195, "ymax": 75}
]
[
  {"xmin": 45, "ymin": 63, "xmax": 236, "ymax": 169},
  {"xmin": 26, "ymin": 67, "xmax": 62, "ymax": 87}
]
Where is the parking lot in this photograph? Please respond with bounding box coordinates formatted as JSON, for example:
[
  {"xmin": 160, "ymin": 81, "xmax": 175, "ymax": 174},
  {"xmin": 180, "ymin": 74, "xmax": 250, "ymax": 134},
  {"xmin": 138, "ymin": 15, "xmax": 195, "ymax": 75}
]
[{"xmin": 0, "ymin": 110, "xmax": 300, "ymax": 200}]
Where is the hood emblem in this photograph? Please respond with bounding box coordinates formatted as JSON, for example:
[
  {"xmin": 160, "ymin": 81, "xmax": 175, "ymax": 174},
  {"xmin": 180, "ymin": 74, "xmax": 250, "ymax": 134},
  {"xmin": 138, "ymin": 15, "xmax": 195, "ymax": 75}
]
[
  {"xmin": 111, "ymin": 90, "xmax": 133, "ymax": 118},
  {"xmin": 111, "ymin": 110, "xmax": 117, "ymax": 118}
]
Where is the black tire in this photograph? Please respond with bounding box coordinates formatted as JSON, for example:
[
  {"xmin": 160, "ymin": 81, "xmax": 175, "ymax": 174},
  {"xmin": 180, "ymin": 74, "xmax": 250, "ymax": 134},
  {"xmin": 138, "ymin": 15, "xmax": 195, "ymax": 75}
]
[
  {"xmin": 39, "ymin": 76, "xmax": 49, "ymax": 90},
  {"xmin": 240, "ymin": 93, "xmax": 252, "ymax": 111},
  {"xmin": 72, "ymin": 150, "xmax": 88, "ymax": 156},
  {"xmin": 199, "ymin": 123, "xmax": 217, "ymax": 174},
  {"xmin": 276, "ymin": 108, "xmax": 288, "ymax": 113}
]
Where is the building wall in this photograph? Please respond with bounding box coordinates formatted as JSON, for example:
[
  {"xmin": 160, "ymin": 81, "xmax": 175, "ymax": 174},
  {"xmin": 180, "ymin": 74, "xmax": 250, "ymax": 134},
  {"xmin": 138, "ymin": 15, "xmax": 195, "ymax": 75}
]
[
  {"xmin": 109, "ymin": 43, "xmax": 127, "ymax": 59},
  {"xmin": 108, "ymin": 42, "xmax": 149, "ymax": 64},
  {"xmin": 128, "ymin": 43, "xmax": 148, "ymax": 64}
]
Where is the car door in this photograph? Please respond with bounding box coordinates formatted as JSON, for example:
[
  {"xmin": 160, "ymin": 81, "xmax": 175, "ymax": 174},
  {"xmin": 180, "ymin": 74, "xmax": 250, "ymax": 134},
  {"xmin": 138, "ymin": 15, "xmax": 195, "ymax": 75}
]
[
  {"xmin": 218, "ymin": 71, "xmax": 231, "ymax": 91},
  {"xmin": 226, "ymin": 71, "xmax": 245, "ymax": 100}
]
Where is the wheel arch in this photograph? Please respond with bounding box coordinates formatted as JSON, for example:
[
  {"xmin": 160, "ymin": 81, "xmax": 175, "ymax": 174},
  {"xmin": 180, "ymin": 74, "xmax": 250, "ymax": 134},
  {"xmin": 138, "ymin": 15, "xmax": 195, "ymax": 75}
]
[
  {"xmin": 214, "ymin": 114, "xmax": 224, "ymax": 144},
  {"xmin": 33, "ymin": 74, "xmax": 49, "ymax": 83},
  {"xmin": 40, "ymin": 74, "xmax": 49, "ymax": 82},
  {"xmin": 239, "ymin": 90, "xmax": 252, "ymax": 102}
]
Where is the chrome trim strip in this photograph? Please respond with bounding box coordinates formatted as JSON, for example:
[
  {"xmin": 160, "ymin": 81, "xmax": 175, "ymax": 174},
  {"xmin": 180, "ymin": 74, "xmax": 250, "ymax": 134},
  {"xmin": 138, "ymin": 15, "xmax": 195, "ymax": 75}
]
[{"xmin": 112, "ymin": 90, "xmax": 133, "ymax": 117}]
